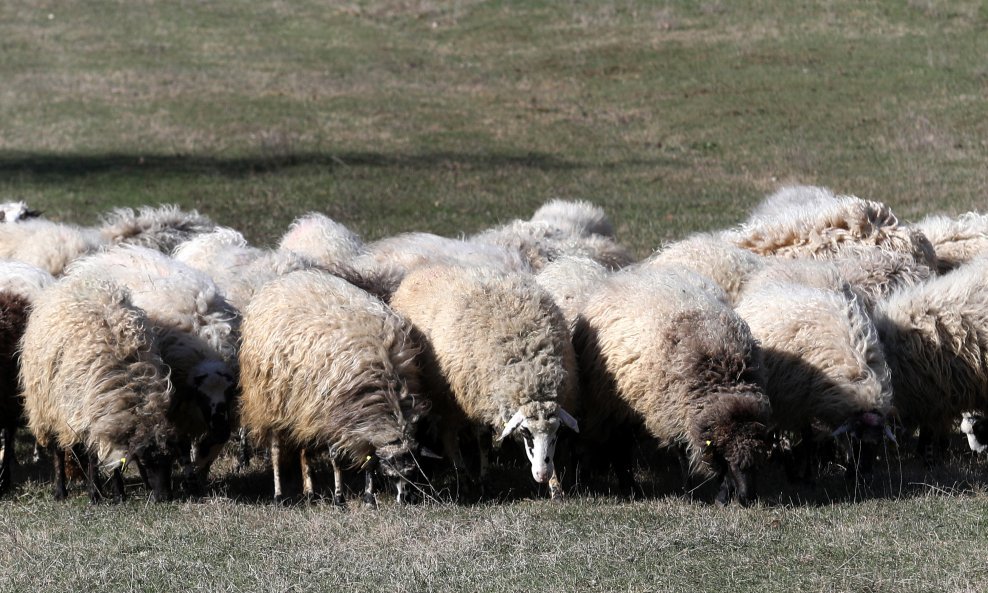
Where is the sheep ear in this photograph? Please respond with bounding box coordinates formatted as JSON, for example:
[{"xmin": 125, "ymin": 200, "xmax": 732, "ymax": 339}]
[
  {"xmin": 558, "ymin": 408, "xmax": 580, "ymax": 433},
  {"xmin": 498, "ymin": 410, "xmax": 526, "ymax": 442}
]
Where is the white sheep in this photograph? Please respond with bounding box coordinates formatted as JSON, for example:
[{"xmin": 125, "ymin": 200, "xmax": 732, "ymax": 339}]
[
  {"xmin": 238, "ymin": 270, "xmax": 430, "ymax": 505},
  {"xmin": 873, "ymin": 256, "xmax": 988, "ymax": 451},
  {"xmin": 20, "ymin": 275, "xmax": 177, "ymax": 502},
  {"xmin": 726, "ymin": 188, "xmax": 937, "ymax": 268},
  {"xmin": 642, "ymin": 233, "xmax": 766, "ymax": 305},
  {"xmin": 534, "ymin": 255, "xmax": 610, "ymax": 332},
  {"xmin": 0, "ymin": 261, "xmax": 55, "ymax": 302},
  {"xmin": 735, "ymin": 282, "xmax": 895, "ymax": 478},
  {"xmin": 575, "ymin": 266, "xmax": 771, "ymax": 504},
  {"xmin": 530, "ymin": 199, "xmax": 615, "ymax": 238},
  {"xmin": 0, "ymin": 219, "xmax": 107, "ymax": 276},
  {"xmin": 390, "ymin": 265, "xmax": 580, "ymax": 499},
  {"xmin": 914, "ymin": 211, "xmax": 988, "ymax": 274},
  {"xmin": 277, "ymin": 212, "xmax": 365, "ymax": 268},
  {"xmin": 471, "ymin": 219, "xmax": 633, "ymax": 272}
]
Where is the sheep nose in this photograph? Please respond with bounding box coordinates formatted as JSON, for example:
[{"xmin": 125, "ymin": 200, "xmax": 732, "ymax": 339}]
[{"xmin": 533, "ymin": 467, "xmax": 552, "ymax": 483}]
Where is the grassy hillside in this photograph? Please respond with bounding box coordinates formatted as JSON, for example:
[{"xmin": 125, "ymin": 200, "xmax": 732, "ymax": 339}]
[{"xmin": 1, "ymin": 1, "xmax": 987, "ymax": 591}]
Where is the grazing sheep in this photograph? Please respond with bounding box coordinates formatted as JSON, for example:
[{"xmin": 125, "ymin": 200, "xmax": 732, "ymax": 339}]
[
  {"xmin": 746, "ymin": 185, "xmax": 842, "ymax": 223},
  {"xmin": 726, "ymin": 189, "xmax": 936, "ymax": 268},
  {"xmin": 575, "ymin": 266, "xmax": 771, "ymax": 505},
  {"xmin": 643, "ymin": 233, "xmax": 766, "ymax": 305},
  {"xmin": 98, "ymin": 204, "xmax": 216, "ymax": 253},
  {"xmin": 914, "ymin": 212, "xmax": 988, "ymax": 274},
  {"xmin": 0, "ymin": 201, "xmax": 42, "ymax": 223},
  {"xmin": 472, "ymin": 220, "xmax": 633, "ymax": 272},
  {"xmin": 0, "ymin": 291, "xmax": 31, "ymax": 495},
  {"xmin": 239, "ymin": 270, "xmax": 430, "ymax": 505},
  {"xmin": 530, "ymin": 199, "xmax": 615, "ymax": 238},
  {"xmin": 735, "ymin": 283, "xmax": 894, "ymax": 478},
  {"xmin": 277, "ymin": 212, "xmax": 365, "ymax": 267},
  {"xmin": 874, "ymin": 257, "xmax": 988, "ymax": 450},
  {"xmin": 0, "ymin": 219, "xmax": 107, "ymax": 276},
  {"xmin": 390, "ymin": 265, "xmax": 580, "ymax": 499},
  {"xmin": 535, "ymin": 256, "xmax": 610, "ymax": 331},
  {"xmin": 20, "ymin": 276, "xmax": 177, "ymax": 502},
  {"xmin": 66, "ymin": 245, "xmax": 240, "ymax": 488}
]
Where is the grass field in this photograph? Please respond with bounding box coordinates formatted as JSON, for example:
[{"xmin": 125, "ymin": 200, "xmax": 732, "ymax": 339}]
[{"xmin": 1, "ymin": 1, "xmax": 988, "ymax": 591}]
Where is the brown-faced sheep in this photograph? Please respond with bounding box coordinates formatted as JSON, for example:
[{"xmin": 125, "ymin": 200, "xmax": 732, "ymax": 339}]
[
  {"xmin": 575, "ymin": 266, "xmax": 771, "ymax": 505},
  {"xmin": 20, "ymin": 276, "xmax": 177, "ymax": 502},
  {"xmin": 238, "ymin": 270, "xmax": 430, "ymax": 505},
  {"xmin": 66, "ymin": 245, "xmax": 240, "ymax": 490},
  {"xmin": 873, "ymin": 256, "xmax": 988, "ymax": 452},
  {"xmin": 914, "ymin": 212, "xmax": 988, "ymax": 274},
  {"xmin": 390, "ymin": 265, "xmax": 580, "ymax": 499}
]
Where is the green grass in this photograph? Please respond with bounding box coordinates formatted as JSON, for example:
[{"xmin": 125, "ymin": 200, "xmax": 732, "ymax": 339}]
[{"xmin": 1, "ymin": 0, "xmax": 988, "ymax": 591}]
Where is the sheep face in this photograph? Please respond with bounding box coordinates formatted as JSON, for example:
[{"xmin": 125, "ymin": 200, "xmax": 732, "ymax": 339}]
[
  {"xmin": 698, "ymin": 395, "xmax": 771, "ymax": 506},
  {"xmin": 190, "ymin": 361, "xmax": 237, "ymax": 453},
  {"xmin": 375, "ymin": 438, "xmax": 429, "ymax": 504},
  {"xmin": 961, "ymin": 413, "xmax": 988, "ymax": 453},
  {"xmin": 499, "ymin": 401, "xmax": 579, "ymax": 484}
]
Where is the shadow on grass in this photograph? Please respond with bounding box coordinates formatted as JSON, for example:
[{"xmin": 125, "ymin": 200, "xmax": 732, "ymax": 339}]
[{"xmin": 0, "ymin": 150, "xmax": 676, "ymax": 179}]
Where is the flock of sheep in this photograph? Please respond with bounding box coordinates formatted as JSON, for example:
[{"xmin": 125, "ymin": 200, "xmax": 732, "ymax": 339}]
[{"xmin": 1, "ymin": 186, "xmax": 987, "ymax": 506}]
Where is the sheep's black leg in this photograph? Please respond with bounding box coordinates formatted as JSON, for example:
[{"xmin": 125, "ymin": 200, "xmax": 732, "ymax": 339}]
[
  {"xmin": 111, "ymin": 466, "xmax": 126, "ymax": 503},
  {"xmin": 0, "ymin": 427, "xmax": 14, "ymax": 496},
  {"xmin": 51, "ymin": 444, "xmax": 67, "ymax": 501},
  {"xmin": 236, "ymin": 427, "xmax": 252, "ymax": 471},
  {"xmin": 362, "ymin": 470, "xmax": 377, "ymax": 508},
  {"xmin": 86, "ymin": 450, "xmax": 104, "ymax": 504}
]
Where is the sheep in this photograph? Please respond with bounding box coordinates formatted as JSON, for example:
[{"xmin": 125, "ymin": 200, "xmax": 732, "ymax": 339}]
[
  {"xmin": 65, "ymin": 245, "xmax": 240, "ymax": 490},
  {"xmin": 471, "ymin": 219, "xmax": 633, "ymax": 272},
  {"xmin": 530, "ymin": 199, "xmax": 616, "ymax": 238},
  {"xmin": 98, "ymin": 204, "xmax": 216, "ymax": 253},
  {"xmin": 914, "ymin": 212, "xmax": 988, "ymax": 274},
  {"xmin": 642, "ymin": 233, "xmax": 766, "ymax": 305},
  {"xmin": 0, "ymin": 219, "xmax": 107, "ymax": 276},
  {"xmin": 238, "ymin": 270, "xmax": 430, "ymax": 505},
  {"xmin": 741, "ymin": 248, "xmax": 933, "ymax": 312},
  {"xmin": 534, "ymin": 255, "xmax": 610, "ymax": 332},
  {"xmin": 0, "ymin": 201, "xmax": 42, "ymax": 223},
  {"xmin": 0, "ymin": 291, "xmax": 31, "ymax": 495},
  {"xmin": 746, "ymin": 185, "xmax": 843, "ymax": 223},
  {"xmin": 735, "ymin": 283, "xmax": 894, "ymax": 479},
  {"xmin": 390, "ymin": 265, "xmax": 580, "ymax": 499},
  {"xmin": 873, "ymin": 256, "xmax": 988, "ymax": 454},
  {"xmin": 277, "ymin": 212, "xmax": 365, "ymax": 268},
  {"xmin": 726, "ymin": 188, "xmax": 937, "ymax": 268},
  {"xmin": 20, "ymin": 275, "xmax": 177, "ymax": 502},
  {"xmin": 575, "ymin": 266, "xmax": 771, "ymax": 505},
  {"xmin": 0, "ymin": 261, "xmax": 55, "ymax": 302},
  {"xmin": 356, "ymin": 231, "xmax": 532, "ymax": 298}
]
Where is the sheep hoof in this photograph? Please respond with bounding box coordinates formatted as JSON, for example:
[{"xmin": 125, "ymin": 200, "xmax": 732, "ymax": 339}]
[
  {"xmin": 333, "ymin": 494, "xmax": 347, "ymax": 508},
  {"xmin": 273, "ymin": 494, "xmax": 291, "ymax": 506},
  {"xmin": 362, "ymin": 493, "xmax": 377, "ymax": 508},
  {"xmin": 549, "ymin": 486, "xmax": 565, "ymax": 501}
]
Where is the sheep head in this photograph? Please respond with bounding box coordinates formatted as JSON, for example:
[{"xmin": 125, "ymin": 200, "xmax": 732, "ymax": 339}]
[
  {"xmin": 696, "ymin": 394, "xmax": 771, "ymax": 506},
  {"xmin": 498, "ymin": 401, "xmax": 579, "ymax": 484}
]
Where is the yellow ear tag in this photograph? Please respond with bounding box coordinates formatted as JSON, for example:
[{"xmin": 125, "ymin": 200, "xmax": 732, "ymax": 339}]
[
  {"xmin": 705, "ymin": 440, "xmax": 712, "ymax": 447},
  {"xmin": 120, "ymin": 457, "xmax": 127, "ymax": 467}
]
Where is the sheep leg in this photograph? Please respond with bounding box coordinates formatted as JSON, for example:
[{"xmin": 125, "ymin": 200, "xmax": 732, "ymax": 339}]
[
  {"xmin": 548, "ymin": 468, "xmax": 564, "ymax": 501},
  {"xmin": 441, "ymin": 428, "xmax": 471, "ymax": 500},
  {"xmin": 300, "ymin": 448, "xmax": 315, "ymax": 502},
  {"xmin": 331, "ymin": 456, "xmax": 346, "ymax": 507},
  {"xmin": 362, "ymin": 470, "xmax": 377, "ymax": 508},
  {"xmin": 236, "ymin": 427, "xmax": 252, "ymax": 471},
  {"xmin": 51, "ymin": 444, "xmax": 68, "ymax": 501},
  {"xmin": 714, "ymin": 471, "xmax": 735, "ymax": 507},
  {"xmin": 271, "ymin": 436, "xmax": 285, "ymax": 504},
  {"xmin": 111, "ymin": 466, "xmax": 126, "ymax": 503},
  {"xmin": 0, "ymin": 427, "xmax": 13, "ymax": 496},
  {"xmin": 86, "ymin": 450, "xmax": 104, "ymax": 504}
]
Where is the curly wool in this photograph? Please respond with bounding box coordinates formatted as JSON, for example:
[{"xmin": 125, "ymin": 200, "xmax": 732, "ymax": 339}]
[
  {"xmin": 0, "ymin": 261, "xmax": 55, "ymax": 302},
  {"xmin": 99, "ymin": 204, "xmax": 216, "ymax": 253},
  {"xmin": 644, "ymin": 233, "xmax": 766, "ymax": 305},
  {"xmin": 915, "ymin": 212, "xmax": 988, "ymax": 274},
  {"xmin": 238, "ymin": 270, "xmax": 427, "ymax": 467},
  {"xmin": 736, "ymin": 283, "xmax": 892, "ymax": 431},
  {"xmin": 277, "ymin": 212, "xmax": 365, "ymax": 267},
  {"xmin": 0, "ymin": 219, "xmax": 107, "ymax": 276},
  {"xmin": 20, "ymin": 276, "xmax": 175, "ymax": 461},
  {"xmin": 535, "ymin": 255, "xmax": 610, "ymax": 332},
  {"xmin": 471, "ymin": 219, "xmax": 633, "ymax": 272},
  {"xmin": 726, "ymin": 189, "xmax": 936, "ymax": 268},
  {"xmin": 530, "ymin": 199, "xmax": 615, "ymax": 238}
]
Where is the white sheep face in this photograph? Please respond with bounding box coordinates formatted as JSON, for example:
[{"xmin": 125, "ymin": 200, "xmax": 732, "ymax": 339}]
[{"xmin": 500, "ymin": 405, "xmax": 579, "ymax": 484}]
